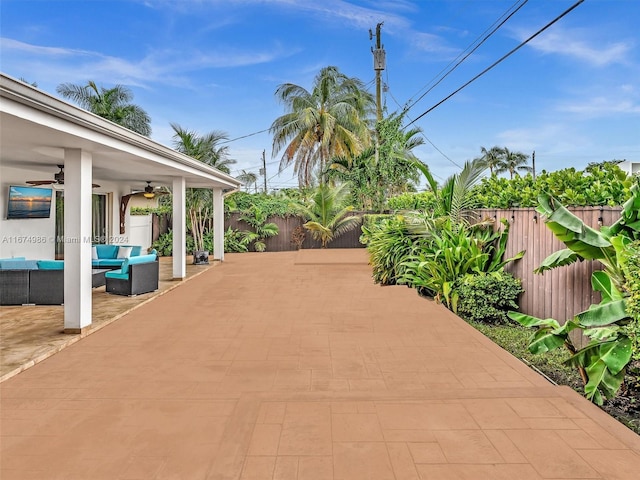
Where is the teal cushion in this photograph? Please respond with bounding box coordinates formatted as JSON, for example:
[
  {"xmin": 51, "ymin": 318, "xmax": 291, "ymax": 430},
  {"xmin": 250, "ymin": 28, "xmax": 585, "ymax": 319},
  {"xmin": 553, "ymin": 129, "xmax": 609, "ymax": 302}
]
[
  {"xmin": 96, "ymin": 259, "xmax": 126, "ymax": 267},
  {"xmin": 0, "ymin": 257, "xmax": 26, "ymax": 261},
  {"xmin": 105, "ymin": 269, "xmax": 129, "ymax": 280},
  {"xmin": 0, "ymin": 259, "xmax": 38, "ymax": 270},
  {"xmin": 120, "ymin": 253, "xmax": 157, "ymax": 274},
  {"xmin": 130, "ymin": 246, "xmax": 142, "ymax": 256},
  {"xmin": 37, "ymin": 260, "xmax": 64, "ymax": 270},
  {"xmin": 95, "ymin": 245, "xmax": 119, "ymax": 259}
]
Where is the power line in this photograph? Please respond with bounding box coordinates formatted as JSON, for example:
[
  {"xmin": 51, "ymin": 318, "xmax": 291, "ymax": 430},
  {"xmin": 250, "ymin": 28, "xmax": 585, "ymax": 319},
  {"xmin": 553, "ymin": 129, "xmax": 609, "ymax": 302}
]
[
  {"xmin": 220, "ymin": 127, "xmax": 270, "ymax": 145},
  {"xmin": 404, "ymin": 0, "xmax": 528, "ymax": 115},
  {"xmin": 387, "ymin": 87, "xmax": 461, "ymax": 171},
  {"xmin": 406, "ymin": 0, "xmax": 585, "ymax": 127}
]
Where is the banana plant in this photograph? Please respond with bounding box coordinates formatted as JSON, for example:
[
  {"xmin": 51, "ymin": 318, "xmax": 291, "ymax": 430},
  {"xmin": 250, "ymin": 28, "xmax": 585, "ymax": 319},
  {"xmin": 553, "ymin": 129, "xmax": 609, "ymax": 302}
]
[
  {"xmin": 534, "ymin": 182, "xmax": 640, "ymax": 286},
  {"xmin": 511, "ymin": 185, "xmax": 640, "ymax": 404},
  {"xmin": 509, "ymin": 262, "xmax": 633, "ymax": 405}
]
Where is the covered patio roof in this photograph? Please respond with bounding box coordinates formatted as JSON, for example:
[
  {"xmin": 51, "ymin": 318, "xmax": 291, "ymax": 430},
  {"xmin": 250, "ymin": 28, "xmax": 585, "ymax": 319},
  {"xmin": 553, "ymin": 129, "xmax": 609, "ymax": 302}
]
[
  {"xmin": 1, "ymin": 72, "xmax": 242, "ymax": 333},
  {"xmin": 0, "ymin": 73, "xmax": 241, "ymax": 190}
]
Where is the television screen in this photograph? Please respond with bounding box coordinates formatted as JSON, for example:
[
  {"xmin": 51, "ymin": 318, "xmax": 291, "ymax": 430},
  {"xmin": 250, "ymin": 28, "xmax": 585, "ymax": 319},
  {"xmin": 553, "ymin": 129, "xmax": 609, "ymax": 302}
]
[{"xmin": 6, "ymin": 186, "xmax": 53, "ymax": 219}]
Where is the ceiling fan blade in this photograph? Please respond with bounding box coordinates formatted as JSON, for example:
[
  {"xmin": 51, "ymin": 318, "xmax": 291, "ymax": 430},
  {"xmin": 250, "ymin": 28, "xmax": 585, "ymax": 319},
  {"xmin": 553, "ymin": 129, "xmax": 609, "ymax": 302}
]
[{"xmin": 26, "ymin": 180, "xmax": 55, "ymax": 185}]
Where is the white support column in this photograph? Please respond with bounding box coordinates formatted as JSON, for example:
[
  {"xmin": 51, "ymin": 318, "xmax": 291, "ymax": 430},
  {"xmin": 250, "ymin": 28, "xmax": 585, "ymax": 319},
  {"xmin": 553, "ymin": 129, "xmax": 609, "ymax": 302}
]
[
  {"xmin": 63, "ymin": 149, "xmax": 93, "ymax": 333},
  {"xmin": 213, "ymin": 187, "xmax": 224, "ymax": 261},
  {"xmin": 172, "ymin": 177, "xmax": 186, "ymax": 279}
]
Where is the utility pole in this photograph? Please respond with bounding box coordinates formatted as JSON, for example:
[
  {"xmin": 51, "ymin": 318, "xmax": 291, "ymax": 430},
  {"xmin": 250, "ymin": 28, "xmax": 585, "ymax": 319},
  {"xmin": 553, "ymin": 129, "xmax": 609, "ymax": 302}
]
[
  {"xmin": 532, "ymin": 150, "xmax": 536, "ymax": 179},
  {"xmin": 370, "ymin": 22, "xmax": 386, "ymax": 121},
  {"xmin": 260, "ymin": 150, "xmax": 267, "ymax": 193}
]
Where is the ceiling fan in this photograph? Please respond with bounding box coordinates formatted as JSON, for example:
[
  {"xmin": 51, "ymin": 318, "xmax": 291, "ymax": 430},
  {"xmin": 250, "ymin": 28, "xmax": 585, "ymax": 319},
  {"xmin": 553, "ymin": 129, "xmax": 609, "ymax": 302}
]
[
  {"xmin": 131, "ymin": 181, "xmax": 167, "ymax": 199},
  {"xmin": 26, "ymin": 165, "xmax": 101, "ymax": 188},
  {"xmin": 119, "ymin": 181, "xmax": 168, "ymax": 234}
]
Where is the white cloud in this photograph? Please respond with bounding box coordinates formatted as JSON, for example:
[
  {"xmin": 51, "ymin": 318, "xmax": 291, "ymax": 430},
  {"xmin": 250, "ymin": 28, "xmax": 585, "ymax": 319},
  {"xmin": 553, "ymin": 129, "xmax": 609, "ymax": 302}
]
[
  {"xmin": 559, "ymin": 96, "xmax": 640, "ymax": 116},
  {"xmin": 0, "ymin": 37, "xmax": 295, "ymax": 90},
  {"xmin": 516, "ymin": 26, "xmax": 632, "ymax": 67}
]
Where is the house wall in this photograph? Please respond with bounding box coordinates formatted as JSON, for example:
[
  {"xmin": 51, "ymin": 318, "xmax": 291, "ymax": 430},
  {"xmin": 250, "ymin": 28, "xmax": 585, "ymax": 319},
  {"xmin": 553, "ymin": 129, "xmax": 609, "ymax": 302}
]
[
  {"xmin": 0, "ymin": 163, "xmax": 140, "ymax": 258},
  {"xmin": 0, "ymin": 164, "xmax": 56, "ymax": 259}
]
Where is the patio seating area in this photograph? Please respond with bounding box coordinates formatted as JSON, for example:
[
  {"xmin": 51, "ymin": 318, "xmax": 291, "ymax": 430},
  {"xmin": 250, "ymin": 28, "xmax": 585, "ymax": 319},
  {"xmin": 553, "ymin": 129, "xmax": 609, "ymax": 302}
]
[{"xmin": 1, "ymin": 249, "xmax": 639, "ymax": 479}]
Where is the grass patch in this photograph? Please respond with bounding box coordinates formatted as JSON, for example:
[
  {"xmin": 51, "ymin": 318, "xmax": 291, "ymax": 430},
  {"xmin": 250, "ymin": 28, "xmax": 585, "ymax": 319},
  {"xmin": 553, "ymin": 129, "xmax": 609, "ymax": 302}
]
[{"xmin": 466, "ymin": 319, "xmax": 581, "ymax": 389}]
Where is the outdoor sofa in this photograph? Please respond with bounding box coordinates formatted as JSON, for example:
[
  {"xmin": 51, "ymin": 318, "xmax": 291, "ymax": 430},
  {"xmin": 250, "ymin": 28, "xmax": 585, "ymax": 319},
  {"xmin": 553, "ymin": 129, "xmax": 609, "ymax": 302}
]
[
  {"xmin": 0, "ymin": 258, "xmax": 64, "ymax": 305},
  {"xmin": 92, "ymin": 244, "xmax": 144, "ymax": 269},
  {"xmin": 105, "ymin": 252, "xmax": 159, "ymax": 296}
]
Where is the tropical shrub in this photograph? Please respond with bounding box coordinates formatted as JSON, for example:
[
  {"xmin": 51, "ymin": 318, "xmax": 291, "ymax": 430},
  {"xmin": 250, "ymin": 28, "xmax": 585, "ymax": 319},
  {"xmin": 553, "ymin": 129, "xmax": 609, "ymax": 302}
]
[
  {"xmin": 151, "ymin": 230, "xmax": 213, "ymax": 256},
  {"xmin": 225, "ymin": 191, "xmax": 301, "ymax": 217},
  {"xmin": 470, "ymin": 161, "xmax": 632, "ymax": 208},
  {"xmin": 510, "ymin": 184, "xmax": 640, "ymax": 405},
  {"xmin": 151, "ymin": 230, "xmax": 174, "ymax": 257},
  {"xmin": 224, "ymin": 227, "xmax": 256, "ymax": 253},
  {"xmin": 363, "ymin": 215, "xmax": 428, "ymax": 285},
  {"xmin": 238, "ymin": 206, "xmax": 279, "ymax": 252},
  {"xmin": 618, "ymin": 241, "xmax": 640, "ymax": 361},
  {"xmin": 454, "ymin": 271, "xmax": 523, "ymax": 324},
  {"xmin": 359, "ymin": 214, "xmax": 393, "ymax": 247},
  {"xmin": 398, "ymin": 218, "xmax": 524, "ymax": 306},
  {"xmin": 387, "ymin": 191, "xmax": 438, "ymax": 211},
  {"xmin": 294, "ymin": 184, "xmax": 361, "ymax": 248}
]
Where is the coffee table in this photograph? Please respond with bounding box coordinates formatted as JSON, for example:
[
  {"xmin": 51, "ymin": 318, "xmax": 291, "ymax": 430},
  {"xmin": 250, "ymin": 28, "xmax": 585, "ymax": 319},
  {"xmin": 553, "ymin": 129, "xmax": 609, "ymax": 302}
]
[{"xmin": 91, "ymin": 268, "xmax": 111, "ymax": 288}]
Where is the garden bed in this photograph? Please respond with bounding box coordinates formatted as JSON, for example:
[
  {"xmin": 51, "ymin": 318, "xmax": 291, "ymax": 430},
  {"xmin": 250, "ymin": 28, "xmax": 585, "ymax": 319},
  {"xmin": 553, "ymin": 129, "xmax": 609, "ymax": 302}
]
[{"xmin": 467, "ymin": 320, "xmax": 640, "ymax": 435}]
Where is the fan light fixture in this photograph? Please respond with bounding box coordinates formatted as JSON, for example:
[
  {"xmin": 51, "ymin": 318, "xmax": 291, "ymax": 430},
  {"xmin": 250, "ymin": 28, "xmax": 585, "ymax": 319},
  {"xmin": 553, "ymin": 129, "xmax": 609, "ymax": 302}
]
[{"xmin": 143, "ymin": 181, "xmax": 155, "ymax": 199}]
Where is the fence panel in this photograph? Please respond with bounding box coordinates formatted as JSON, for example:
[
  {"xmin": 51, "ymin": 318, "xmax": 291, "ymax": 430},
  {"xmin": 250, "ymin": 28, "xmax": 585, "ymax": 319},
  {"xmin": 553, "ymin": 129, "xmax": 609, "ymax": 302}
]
[
  {"xmin": 477, "ymin": 207, "xmax": 621, "ymax": 348},
  {"xmin": 225, "ymin": 212, "xmax": 366, "ymax": 251}
]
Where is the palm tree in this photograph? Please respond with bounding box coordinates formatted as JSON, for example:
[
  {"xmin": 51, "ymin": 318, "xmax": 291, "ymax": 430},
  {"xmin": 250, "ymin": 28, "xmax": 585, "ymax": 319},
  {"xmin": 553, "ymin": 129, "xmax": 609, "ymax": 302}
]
[
  {"xmin": 239, "ymin": 206, "xmax": 279, "ymax": 252},
  {"xmin": 498, "ymin": 148, "xmax": 532, "ymax": 179},
  {"xmin": 326, "ymin": 113, "xmax": 425, "ymax": 211},
  {"xmin": 170, "ymin": 123, "xmax": 236, "ymax": 173},
  {"xmin": 270, "ymin": 66, "xmax": 374, "ymax": 188},
  {"xmin": 171, "ymin": 123, "xmax": 237, "ymax": 255},
  {"xmin": 56, "ymin": 81, "xmax": 151, "ymax": 136},
  {"xmin": 412, "ymin": 157, "xmax": 488, "ymax": 225},
  {"xmin": 294, "ymin": 183, "xmax": 362, "ymax": 248},
  {"xmin": 237, "ymin": 170, "xmax": 259, "ymax": 192},
  {"xmin": 478, "ymin": 146, "xmax": 506, "ymax": 176}
]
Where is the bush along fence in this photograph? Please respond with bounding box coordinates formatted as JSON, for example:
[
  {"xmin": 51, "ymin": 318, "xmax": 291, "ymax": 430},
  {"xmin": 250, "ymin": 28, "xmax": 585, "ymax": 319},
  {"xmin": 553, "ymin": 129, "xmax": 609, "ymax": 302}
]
[{"xmin": 152, "ymin": 212, "xmax": 367, "ymax": 253}]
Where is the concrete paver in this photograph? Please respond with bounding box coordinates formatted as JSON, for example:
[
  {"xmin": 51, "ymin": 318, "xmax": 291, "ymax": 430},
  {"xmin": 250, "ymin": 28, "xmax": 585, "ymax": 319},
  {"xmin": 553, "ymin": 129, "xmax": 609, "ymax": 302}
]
[{"xmin": 1, "ymin": 249, "xmax": 639, "ymax": 479}]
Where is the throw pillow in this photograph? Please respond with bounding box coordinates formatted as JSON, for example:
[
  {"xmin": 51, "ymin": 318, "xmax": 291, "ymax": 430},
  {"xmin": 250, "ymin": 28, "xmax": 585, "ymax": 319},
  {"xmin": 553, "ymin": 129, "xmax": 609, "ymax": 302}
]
[
  {"xmin": 117, "ymin": 246, "xmax": 133, "ymax": 259},
  {"xmin": 92, "ymin": 246, "xmax": 98, "ymax": 260}
]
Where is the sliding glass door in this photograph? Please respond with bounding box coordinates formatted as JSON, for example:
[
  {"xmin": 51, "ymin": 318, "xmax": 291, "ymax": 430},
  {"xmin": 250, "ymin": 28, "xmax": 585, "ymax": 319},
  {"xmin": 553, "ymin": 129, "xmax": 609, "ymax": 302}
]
[{"xmin": 54, "ymin": 192, "xmax": 108, "ymax": 259}]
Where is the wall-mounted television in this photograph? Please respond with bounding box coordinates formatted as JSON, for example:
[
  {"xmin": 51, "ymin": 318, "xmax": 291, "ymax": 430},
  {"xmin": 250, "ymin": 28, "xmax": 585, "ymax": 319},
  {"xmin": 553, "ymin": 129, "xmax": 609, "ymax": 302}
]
[{"xmin": 6, "ymin": 186, "xmax": 53, "ymax": 219}]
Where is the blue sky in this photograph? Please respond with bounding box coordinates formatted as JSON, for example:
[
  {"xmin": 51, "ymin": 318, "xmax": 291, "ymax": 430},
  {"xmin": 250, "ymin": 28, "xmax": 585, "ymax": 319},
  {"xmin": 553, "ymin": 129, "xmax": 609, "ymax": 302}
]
[{"xmin": 1, "ymin": 0, "xmax": 639, "ymax": 189}]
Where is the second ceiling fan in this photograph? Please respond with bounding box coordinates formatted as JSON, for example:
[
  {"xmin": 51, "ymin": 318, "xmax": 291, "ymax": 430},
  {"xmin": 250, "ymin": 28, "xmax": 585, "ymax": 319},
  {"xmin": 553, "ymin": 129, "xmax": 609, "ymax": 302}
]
[{"xmin": 26, "ymin": 165, "xmax": 101, "ymax": 188}]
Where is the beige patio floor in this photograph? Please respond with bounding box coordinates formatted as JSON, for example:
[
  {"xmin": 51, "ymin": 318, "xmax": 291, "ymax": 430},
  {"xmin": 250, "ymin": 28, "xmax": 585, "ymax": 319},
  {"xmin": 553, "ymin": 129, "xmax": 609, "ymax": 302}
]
[
  {"xmin": 0, "ymin": 257, "xmax": 216, "ymax": 382},
  {"xmin": 1, "ymin": 249, "xmax": 639, "ymax": 479}
]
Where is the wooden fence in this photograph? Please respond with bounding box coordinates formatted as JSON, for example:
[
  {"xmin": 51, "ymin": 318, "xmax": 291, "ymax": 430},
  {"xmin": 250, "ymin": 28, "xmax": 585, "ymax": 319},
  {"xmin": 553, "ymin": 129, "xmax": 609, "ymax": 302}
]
[
  {"xmin": 478, "ymin": 207, "xmax": 621, "ymax": 348},
  {"xmin": 224, "ymin": 212, "xmax": 366, "ymax": 251}
]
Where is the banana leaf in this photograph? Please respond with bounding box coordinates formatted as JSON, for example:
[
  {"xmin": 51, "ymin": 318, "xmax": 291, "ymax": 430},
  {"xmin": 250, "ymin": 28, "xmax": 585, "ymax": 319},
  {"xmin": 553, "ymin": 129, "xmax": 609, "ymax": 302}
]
[
  {"xmin": 508, "ymin": 311, "xmax": 560, "ymax": 329},
  {"xmin": 537, "ymin": 193, "xmax": 613, "ymax": 261},
  {"xmin": 528, "ymin": 328, "xmax": 567, "ymax": 354},
  {"xmin": 534, "ymin": 248, "xmax": 581, "ymax": 274},
  {"xmin": 576, "ymin": 300, "xmax": 627, "ymax": 327},
  {"xmin": 590, "ymin": 271, "xmax": 623, "ymax": 303}
]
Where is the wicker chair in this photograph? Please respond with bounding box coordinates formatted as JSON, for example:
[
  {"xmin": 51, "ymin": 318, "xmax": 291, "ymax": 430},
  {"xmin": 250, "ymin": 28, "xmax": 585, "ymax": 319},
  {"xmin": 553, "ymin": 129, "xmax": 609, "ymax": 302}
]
[{"xmin": 105, "ymin": 259, "xmax": 159, "ymax": 296}]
